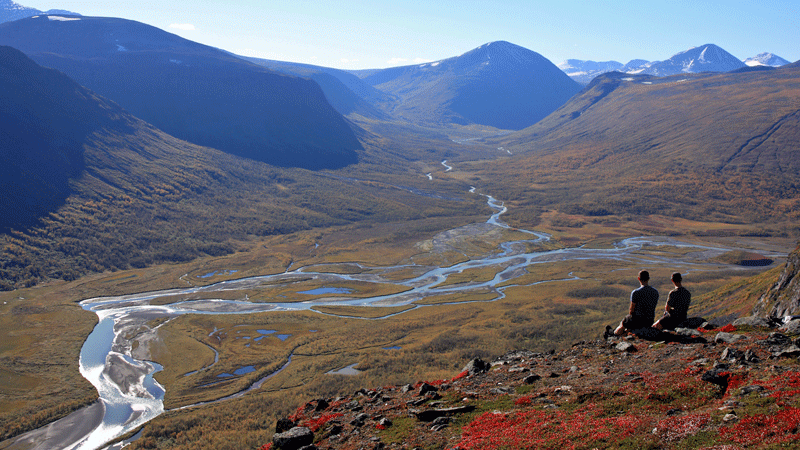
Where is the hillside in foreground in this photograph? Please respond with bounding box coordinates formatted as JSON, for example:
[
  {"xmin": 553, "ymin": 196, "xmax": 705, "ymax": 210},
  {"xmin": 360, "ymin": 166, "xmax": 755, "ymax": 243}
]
[
  {"xmin": 253, "ymin": 246, "xmax": 800, "ymax": 449},
  {"xmin": 257, "ymin": 321, "xmax": 800, "ymax": 450}
]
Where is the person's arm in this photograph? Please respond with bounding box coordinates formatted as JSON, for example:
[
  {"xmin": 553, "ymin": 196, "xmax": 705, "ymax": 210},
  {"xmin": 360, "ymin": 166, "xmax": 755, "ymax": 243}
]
[
  {"xmin": 629, "ymin": 300, "xmax": 636, "ymax": 315},
  {"xmin": 665, "ymin": 290, "xmax": 675, "ymax": 312}
]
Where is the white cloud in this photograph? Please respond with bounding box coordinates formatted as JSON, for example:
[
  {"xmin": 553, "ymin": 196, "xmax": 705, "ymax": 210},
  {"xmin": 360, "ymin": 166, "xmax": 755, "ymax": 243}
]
[
  {"xmin": 340, "ymin": 58, "xmax": 359, "ymax": 64},
  {"xmin": 387, "ymin": 57, "xmax": 408, "ymax": 65},
  {"xmin": 169, "ymin": 23, "xmax": 196, "ymax": 31}
]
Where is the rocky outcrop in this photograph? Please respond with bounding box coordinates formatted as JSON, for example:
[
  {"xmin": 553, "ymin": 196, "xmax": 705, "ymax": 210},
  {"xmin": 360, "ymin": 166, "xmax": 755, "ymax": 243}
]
[{"xmin": 754, "ymin": 243, "xmax": 800, "ymax": 318}]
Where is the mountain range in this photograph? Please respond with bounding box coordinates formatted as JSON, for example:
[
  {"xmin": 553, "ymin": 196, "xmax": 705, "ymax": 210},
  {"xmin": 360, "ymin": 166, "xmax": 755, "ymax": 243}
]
[
  {"xmin": 0, "ymin": 0, "xmax": 77, "ymax": 23},
  {"xmin": 0, "ymin": 15, "xmax": 362, "ymax": 169},
  {"xmin": 560, "ymin": 45, "xmax": 791, "ymax": 84},
  {"xmin": 351, "ymin": 41, "xmax": 581, "ymax": 130}
]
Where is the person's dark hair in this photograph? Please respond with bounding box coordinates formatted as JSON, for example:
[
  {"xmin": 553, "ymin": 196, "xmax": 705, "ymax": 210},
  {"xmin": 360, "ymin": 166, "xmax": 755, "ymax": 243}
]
[
  {"xmin": 638, "ymin": 270, "xmax": 650, "ymax": 282},
  {"xmin": 672, "ymin": 272, "xmax": 682, "ymax": 283}
]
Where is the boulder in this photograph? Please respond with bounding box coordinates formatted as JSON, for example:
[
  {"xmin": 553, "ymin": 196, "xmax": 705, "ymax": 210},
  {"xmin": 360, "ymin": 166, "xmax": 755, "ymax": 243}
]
[
  {"xmin": 463, "ymin": 358, "xmax": 490, "ymax": 375},
  {"xmin": 779, "ymin": 319, "xmax": 800, "ymax": 335},
  {"xmin": 772, "ymin": 345, "xmax": 800, "ymax": 358},
  {"xmin": 411, "ymin": 405, "xmax": 475, "ymax": 422},
  {"xmin": 715, "ymin": 332, "xmax": 746, "ymax": 344},
  {"xmin": 733, "ymin": 316, "xmax": 773, "ymax": 328},
  {"xmin": 522, "ymin": 374, "xmax": 541, "ymax": 384},
  {"xmin": 675, "ymin": 327, "xmax": 701, "ymax": 337},
  {"xmin": 273, "ymin": 427, "xmax": 314, "ymax": 450},
  {"xmin": 616, "ymin": 342, "xmax": 637, "ymax": 352}
]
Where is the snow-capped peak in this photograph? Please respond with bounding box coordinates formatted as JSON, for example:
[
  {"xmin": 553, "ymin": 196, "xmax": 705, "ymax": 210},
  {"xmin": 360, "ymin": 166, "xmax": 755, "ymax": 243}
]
[{"xmin": 744, "ymin": 52, "xmax": 790, "ymax": 67}]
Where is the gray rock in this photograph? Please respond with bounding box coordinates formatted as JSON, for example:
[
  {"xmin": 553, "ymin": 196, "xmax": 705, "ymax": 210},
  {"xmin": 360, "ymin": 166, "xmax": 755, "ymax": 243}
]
[
  {"xmin": 721, "ymin": 347, "xmax": 744, "ymax": 361},
  {"xmin": 616, "ymin": 342, "xmax": 637, "ymax": 352},
  {"xmin": 522, "ymin": 374, "xmax": 541, "ymax": 384},
  {"xmin": 418, "ymin": 382, "xmax": 438, "ymax": 396},
  {"xmin": 379, "ymin": 417, "xmax": 392, "ymax": 428},
  {"xmin": 675, "ymin": 327, "xmax": 701, "ymax": 337},
  {"xmin": 765, "ymin": 332, "xmax": 792, "ymax": 346},
  {"xmin": 490, "ymin": 386, "xmax": 514, "ymax": 395},
  {"xmin": 779, "ymin": 319, "xmax": 800, "ymax": 335},
  {"xmin": 739, "ymin": 385, "xmax": 765, "ymax": 395},
  {"xmin": 723, "ymin": 413, "xmax": 739, "ymax": 423},
  {"xmin": 273, "ymin": 427, "xmax": 314, "ymax": 450},
  {"xmin": 463, "ymin": 357, "xmax": 490, "ymax": 375},
  {"xmin": 733, "ymin": 316, "xmax": 773, "ymax": 328},
  {"xmin": 411, "ymin": 405, "xmax": 475, "ymax": 422},
  {"xmin": 715, "ymin": 332, "xmax": 746, "ymax": 344},
  {"xmin": 772, "ymin": 345, "xmax": 800, "ymax": 358}
]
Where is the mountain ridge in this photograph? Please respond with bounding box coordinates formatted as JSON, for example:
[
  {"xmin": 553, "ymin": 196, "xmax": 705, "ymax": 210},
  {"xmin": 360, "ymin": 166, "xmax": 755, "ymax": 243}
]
[
  {"xmin": 358, "ymin": 40, "xmax": 582, "ymax": 130},
  {"xmin": 0, "ymin": 0, "xmax": 79, "ymax": 23},
  {"xmin": 0, "ymin": 15, "xmax": 362, "ymax": 169}
]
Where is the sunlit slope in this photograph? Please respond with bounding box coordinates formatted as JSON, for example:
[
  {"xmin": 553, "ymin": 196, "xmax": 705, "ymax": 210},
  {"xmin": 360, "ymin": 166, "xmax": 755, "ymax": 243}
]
[{"xmin": 482, "ymin": 67, "xmax": 800, "ymax": 228}]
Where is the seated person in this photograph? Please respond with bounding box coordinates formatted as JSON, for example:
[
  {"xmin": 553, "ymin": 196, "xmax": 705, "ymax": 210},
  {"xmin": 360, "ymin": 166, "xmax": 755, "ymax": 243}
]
[
  {"xmin": 614, "ymin": 270, "xmax": 659, "ymax": 336},
  {"xmin": 653, "ymin": 272, "xmax": 691, "ymax": 330}
]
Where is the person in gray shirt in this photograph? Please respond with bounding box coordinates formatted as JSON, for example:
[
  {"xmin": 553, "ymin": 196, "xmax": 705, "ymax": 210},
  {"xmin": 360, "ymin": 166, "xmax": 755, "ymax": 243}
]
[{"xmin": 614, "ymin": 270, "xmax": 659, "ymax": 336}]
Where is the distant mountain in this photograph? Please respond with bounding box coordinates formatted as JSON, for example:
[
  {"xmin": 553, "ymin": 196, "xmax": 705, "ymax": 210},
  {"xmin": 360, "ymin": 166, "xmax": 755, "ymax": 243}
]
[
  {"xmin": 558, "ymin": 59, "xmax": 650, "ymax": 84},
  {"xmin": 0, "ymin": 45, "xmax": 126, "ymax": 231},
  {"xmin": 358, "ymin": 41, "xmax": 581, "ymax": 130},
  {"xmin": 0, "ymin": 15, "xmax": 361, "ymax": 169},
  {"xmin": 239, "ymin": 56, "xmax": 392, "ymax": 119},
  {"xmin": 634, "ymin": 44, "xmax": 746, "ymax": 76},
  {"xmin": 744, "ymin": 52, "xmax": 790, "ymax": 67},
  {"xmin": 0, "ymin": 0, "xmax": 78, "ymax": 23}
]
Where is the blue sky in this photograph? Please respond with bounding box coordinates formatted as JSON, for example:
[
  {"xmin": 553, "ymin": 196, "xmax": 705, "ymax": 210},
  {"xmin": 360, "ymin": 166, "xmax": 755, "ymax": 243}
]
[{"xmin": 31, "ymin": 0, "xmax": 800, "ymax": 70}]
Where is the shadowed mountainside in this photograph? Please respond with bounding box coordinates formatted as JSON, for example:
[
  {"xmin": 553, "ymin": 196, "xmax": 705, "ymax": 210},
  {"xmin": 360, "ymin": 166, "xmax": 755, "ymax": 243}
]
[
  {"xmin": 0, "ymin": 45, "xmax": 129, "ymax": 231},
  {"xmin": 357, "ymin": 41, "xmax": 581, "ymax": 130},
  {"xmin": 479, "ymin": 66, "xmax": 800, "ymax": 230},
  {"xmin": 0, "ymin": 48, "xmax": 485, "ymax": 290},
  {"xmin": 0, "ymin": 15, "xmax": 361, "ymax": 169},
  {"xmin": 240, "ymin": 56, "xmax": 393, "ymax": 120}
]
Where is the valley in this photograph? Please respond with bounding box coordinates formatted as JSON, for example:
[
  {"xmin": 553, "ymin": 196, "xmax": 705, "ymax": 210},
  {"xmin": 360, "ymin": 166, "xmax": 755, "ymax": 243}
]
[{"xmin": 1, "ymin": 10, "xmax": 799, "ymax": 450}]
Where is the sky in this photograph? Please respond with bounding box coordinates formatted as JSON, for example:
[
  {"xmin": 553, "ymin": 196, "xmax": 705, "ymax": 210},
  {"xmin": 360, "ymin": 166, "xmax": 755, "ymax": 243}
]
[{"xmin": 30, "ymin": 0, "xmax": 800, "ymax": 70}]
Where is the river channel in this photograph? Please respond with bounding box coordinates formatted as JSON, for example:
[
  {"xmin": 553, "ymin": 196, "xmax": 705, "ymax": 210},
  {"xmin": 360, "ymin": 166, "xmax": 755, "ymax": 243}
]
[{"xmin": 7, "ymin": 189, "xmax": 787, "ymax": 450}]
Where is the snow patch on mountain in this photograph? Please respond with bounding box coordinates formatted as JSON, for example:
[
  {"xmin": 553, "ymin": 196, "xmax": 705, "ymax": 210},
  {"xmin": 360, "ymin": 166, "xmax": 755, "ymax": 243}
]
[{"xmin": 744, "ymin": 52, "xmax": 790, "ymax": 67}]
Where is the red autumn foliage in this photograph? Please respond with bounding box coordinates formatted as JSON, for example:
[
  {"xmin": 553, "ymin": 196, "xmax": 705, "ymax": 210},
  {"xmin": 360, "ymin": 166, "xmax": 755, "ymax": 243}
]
[
  {"xmin": 451, "ymin": 404, "xmax": 648, "ymax": 449},
  {"xmin": 718, "ymin": 407, "xmax": 800, "ymax": 446}
]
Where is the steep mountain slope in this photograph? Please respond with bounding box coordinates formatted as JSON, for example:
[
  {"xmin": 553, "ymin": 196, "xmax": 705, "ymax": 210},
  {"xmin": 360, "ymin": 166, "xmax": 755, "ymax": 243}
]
[
  {"xmin": 635, "ymin": 44, "xmax": 746, "ymax": 76},
  {"xmin": 0, "ymin": 45, "xmax": 126, "ymax": 231},
  {"xmin": 482, "ymin": 66, "xmax": 800, "ymax": 228},
  {"xmin": 0, "ymin": 47, "xmax": 483, "ymax": 290},
  {"xmin": 241, "ymin": 56, "xmax": 393, "ymax": 119},
  {"xmin": 745, "ymin": 52, "xmax": 791, "ymax": 67},
  {"xmin": 0, "ymin": 15, "xmax": 361, "ymax": 169},
  {"xmin": 0, "ymin": 0, "xmax": 77, "ymax": 23},
  {"xmin": 360, "ymin": 41, "xmax": 581, "ymax": 130}
]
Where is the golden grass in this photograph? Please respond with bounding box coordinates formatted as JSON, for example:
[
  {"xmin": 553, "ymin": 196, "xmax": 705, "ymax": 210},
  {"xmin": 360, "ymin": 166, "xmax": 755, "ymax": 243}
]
[{"xmin": 311, "ymin": 305, "xmax": 415, "ymax": 318}]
